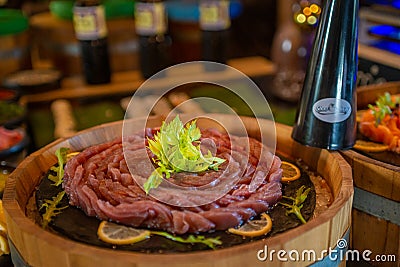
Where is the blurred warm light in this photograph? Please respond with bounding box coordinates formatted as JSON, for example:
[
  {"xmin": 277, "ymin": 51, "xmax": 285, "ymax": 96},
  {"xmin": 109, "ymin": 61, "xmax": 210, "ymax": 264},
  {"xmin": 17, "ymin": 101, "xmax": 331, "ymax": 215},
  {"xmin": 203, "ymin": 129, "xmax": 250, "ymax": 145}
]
[
  {"xmin": 310, "ymin": 4, "xmax": 321, "ymax": 14},
  {"xmin": 303, "ymin": 7, "xmax": 312, "ymax": 16},
  {"xmin": 293, "ymin": 1, "xmax": 321, "ymax": 27},
  {"xmin": 296, "ymin": 14, "xmax": 307, "ymax": 24},
  {"xmin": 307, "ymin": 15, "xmax": 317, "ymax": 25}
]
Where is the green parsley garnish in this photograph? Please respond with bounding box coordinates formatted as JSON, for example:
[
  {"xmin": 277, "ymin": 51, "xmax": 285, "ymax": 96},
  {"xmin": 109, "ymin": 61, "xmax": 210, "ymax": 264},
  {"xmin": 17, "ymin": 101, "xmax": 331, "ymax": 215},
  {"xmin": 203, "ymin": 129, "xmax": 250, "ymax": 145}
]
[
  {"xmin": 150, "ymin": 231, "xmax": 222, "ymax": 249},
  {"xmin": 144, "ymin": 115, "xmax": 225, "ymax": 194},
  {"xmin": 39, "ymin": 191, "xmax": 68, "ymax": 228},
  {"xmin": 368, "ymin": 92, "xmax": 400, "ymax": 126},
  {"xmin": 280, "ymin": 185, "xmax": 311, "ymax": 224},
  {"xmin": 48, "ymin": 147, "xmax": 69, "ymax": 186}
]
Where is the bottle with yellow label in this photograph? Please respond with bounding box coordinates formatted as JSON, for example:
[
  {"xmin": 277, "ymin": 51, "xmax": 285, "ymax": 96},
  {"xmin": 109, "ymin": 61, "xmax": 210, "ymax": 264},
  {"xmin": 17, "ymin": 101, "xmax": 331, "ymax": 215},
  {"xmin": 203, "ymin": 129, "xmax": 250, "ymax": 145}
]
[
  {"xmin": 199, "ymin": 0, "xmax": 231, "ymax": 64},
  {"xmin": 135, "ymin": 0, "xmax": 172, "ymax": 78},
  {"xmin": 73, "ymin": 0, "xmax": 111, "ymax": 84}
]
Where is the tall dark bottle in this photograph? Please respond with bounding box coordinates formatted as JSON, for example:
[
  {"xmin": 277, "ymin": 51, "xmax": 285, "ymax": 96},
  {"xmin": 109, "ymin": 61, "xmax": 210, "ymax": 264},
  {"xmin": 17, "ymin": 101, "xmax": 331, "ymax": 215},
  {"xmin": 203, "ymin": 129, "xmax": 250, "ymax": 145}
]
[
  {"xmin": 135, "ymin": 0, "xmax": 171, "ymax": 79},
  {"xmin": 73, "ymin": 0, "xmax": 111, "ymax": 84},
  {"xmin": 199, "ymin": 0, "xmax": 230, "ymax": 64},
  {"xmin": 291, "ymin": 0, "xmax": 359, "ymax": 150}
]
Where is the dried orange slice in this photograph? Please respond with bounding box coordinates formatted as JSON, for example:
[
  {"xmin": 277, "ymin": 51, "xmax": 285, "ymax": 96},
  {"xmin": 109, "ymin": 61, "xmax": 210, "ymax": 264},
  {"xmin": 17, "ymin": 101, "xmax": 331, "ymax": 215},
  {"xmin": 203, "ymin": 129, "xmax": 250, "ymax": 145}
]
[
  {"xmin": 97, "ymin": 221, "xmax": 150, "ymax": 245},
  {"xmin": 228, "ymin": 213, "xmax": 272, "ymax": 237},
  {"xmin": 0, "ymin": 234, "xmax": 9, "ymax": 255},
  {"xmin": 0, "ymin": 200, "xmax": 5, "ymax": 225},
  {"xmin": 0, "ymin": 200, "xmax": 7, "ymax": 240},
  {"xmin": 353, "ymin": 140, "xmax": 389, "ymax": 153},
  {"xmin": 0, "ymin": 173, "xmax": 7, "ymax": 195},
  {"xmin": 0, "ymin": 221, "xmax": 6, "ymax": 235},
  {"xmin": 281, "ymin": 161, "xmax": 301, "ymax": 182}
]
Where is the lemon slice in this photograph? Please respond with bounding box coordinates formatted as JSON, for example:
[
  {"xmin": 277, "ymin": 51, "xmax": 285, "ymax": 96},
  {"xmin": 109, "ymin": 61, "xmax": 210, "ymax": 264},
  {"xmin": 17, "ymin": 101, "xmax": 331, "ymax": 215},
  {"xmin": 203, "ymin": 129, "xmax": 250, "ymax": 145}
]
[
  {"xmin": 0, "ymin": 221, "xmax": 7, "ymax": 235},
  {"xmin": 0, "ymin": 173, "xmax": 7, "ymax": 195},
  {"xmin": 228, "ymin": 213, "xmax": 272, "ymax": 237},
  {"xmin": 0, "ymin": 234, "xmax": 10, "ymax": 255},
  {"xmin": 0, "ymin": 200, "xmax": 6, "ymax": 224},
  {"xmin": 281, "ymin": 161, "xmax": 301, "ymax": 182},
  {"xmin": 353, "ymin": 140, "xmax": 389, "ymax": 153},
  {"xmin": 97, "ymin": 221, "xmax": 151, "ymax": 245}
]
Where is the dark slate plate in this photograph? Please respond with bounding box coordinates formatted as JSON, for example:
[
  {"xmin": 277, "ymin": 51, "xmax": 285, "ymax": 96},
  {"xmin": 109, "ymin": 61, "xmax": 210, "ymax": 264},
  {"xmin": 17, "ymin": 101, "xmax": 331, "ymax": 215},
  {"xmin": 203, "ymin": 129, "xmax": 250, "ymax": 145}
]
[{"xmin": 35, "ymin": 157, "xmax": 316, "ymax": 253}]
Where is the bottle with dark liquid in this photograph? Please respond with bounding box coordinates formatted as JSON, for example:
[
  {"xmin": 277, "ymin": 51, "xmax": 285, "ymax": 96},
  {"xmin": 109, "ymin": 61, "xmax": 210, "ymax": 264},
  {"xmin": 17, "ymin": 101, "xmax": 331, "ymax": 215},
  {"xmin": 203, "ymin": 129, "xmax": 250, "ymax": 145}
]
[
  {"xmin": 199, "ymin": 0, "xmax": 230, "ymax": 64},
  {"xmin": 291, "ymin": 0, "xmax": 359, "ymax": 150},
  {"xmin": 135, "ymin": 0, "xmax": 171, "ymax": 79},
  {"xmin": 73, "ymin": 0, "xmax": 111, "ymax": 84}
]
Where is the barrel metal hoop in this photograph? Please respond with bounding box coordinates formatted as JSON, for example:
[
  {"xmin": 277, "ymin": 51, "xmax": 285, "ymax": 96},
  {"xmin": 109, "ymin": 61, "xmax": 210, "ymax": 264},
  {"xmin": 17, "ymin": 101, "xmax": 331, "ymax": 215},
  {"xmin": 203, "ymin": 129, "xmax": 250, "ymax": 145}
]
[
  {"xmin": 9, "ymin": 238, "xmax": 29, "ymax": 267},
  {"xmin": 353, "ymin": 187, "xmax": 400, "ymax": 226}
]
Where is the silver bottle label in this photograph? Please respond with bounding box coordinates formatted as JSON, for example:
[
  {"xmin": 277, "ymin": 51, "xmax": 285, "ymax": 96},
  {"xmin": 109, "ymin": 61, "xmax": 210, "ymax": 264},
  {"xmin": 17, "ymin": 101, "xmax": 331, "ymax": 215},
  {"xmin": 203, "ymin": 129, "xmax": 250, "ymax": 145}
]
[{"xmin": 312, "ymin": 98, "xmax": 351, "ymax": 123}]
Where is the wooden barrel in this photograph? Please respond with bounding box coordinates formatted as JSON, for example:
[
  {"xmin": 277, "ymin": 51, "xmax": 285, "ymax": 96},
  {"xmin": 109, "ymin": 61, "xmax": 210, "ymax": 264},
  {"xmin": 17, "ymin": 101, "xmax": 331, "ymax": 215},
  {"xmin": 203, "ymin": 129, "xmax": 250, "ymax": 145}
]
[
  {"xmin": 30, "ymin": 12, "xmax": 139, "ymax": 76},
  {"xmin": 341, "ymin": 81, "xmax": 400, "ymax": 266},
  {"xmin": 3, "ymin": 116, "xmax": 353, "ymax": 267}
]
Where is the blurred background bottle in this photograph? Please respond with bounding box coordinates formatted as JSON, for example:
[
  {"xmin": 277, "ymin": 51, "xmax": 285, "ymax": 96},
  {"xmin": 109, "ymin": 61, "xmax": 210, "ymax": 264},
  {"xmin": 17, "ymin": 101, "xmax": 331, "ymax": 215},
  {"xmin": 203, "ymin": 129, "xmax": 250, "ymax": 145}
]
[
  {"xmin": 270, "ymin": 0, "xmax": 321, "ymax": 102},
  {"xmin": 199, "ymin": 0, "xmax": 231, "ymax": 64},
  {"xmin": 73, "ymin": 0, "xmax": 111, "ymax": 84},
  {"xmin": 291, "ymin": 0, "xmax": 359, "ymax": 150},
  {"xmin": 135, "ymin": 0, "xmax": 172, "ymax": 79}
]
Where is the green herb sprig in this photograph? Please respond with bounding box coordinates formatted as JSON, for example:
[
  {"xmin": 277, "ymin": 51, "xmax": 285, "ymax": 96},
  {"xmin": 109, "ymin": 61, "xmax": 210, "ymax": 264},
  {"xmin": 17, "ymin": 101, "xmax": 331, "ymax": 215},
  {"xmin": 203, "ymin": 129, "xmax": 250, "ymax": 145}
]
[
  {"xmin": 368, "ymin": 92, "xmax": 400, "ymax": 126},
  {"xmin": 150, "ymin": 231, "xmax": 222, "ymax": 249},
  {"xmin": 280, "ymin": 185, "xmax": 311, "ymax": 224},
  {"xmin": 144, "ymin": 115, "xmax": 225, "ymax": 194},
  {"xmin": 48, "ymin": 147, "xmax": 69, "ymax": 186},
  {"xmin": 39, "ymin": 191, "xmax": 68, "ymax": 228}
]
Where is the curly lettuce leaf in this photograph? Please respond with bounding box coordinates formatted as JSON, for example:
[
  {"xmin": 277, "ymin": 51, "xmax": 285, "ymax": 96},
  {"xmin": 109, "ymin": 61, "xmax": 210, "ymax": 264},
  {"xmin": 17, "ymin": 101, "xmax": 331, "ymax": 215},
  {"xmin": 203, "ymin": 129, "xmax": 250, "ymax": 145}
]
[
  {"xmin": 369, "ymin": 92, "xmax": 400, "ymax": 126},
  {"xmin": 144, "ymin": 116, "xmax": 225, "ymax": 194},
  {"xmin": 48, "ymin": 147, "xmax": 69, "ymax": 186},
  {"xmin": 150, "ymin": 231, "xmax": 222, "ymax": 249},
  {"xmin": 39, "ymin": 191, "xmax": 68, "ymax": 228}
]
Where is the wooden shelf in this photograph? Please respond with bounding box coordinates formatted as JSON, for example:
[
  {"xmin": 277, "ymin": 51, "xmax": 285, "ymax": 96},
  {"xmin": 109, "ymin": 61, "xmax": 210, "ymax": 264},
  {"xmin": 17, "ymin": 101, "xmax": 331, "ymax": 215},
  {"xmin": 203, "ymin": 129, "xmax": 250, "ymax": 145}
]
[
  {"xmin": 359, "ymin": 44, "xmax": 400, "ymax": 71},
  {"xmin": 22, "ymin": 56, "xmax": 276, "ymax": 104}
]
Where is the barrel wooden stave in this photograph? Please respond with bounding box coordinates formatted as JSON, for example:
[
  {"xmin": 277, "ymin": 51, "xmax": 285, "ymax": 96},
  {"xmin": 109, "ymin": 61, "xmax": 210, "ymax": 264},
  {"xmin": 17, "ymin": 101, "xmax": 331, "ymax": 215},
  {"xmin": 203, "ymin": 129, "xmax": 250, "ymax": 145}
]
[
  {"xmin": 352, "ymin": 209, "xmax": 399, "ymax": 267},
  {"xmin": 341, "ymin": 81, "xmax": 400, "ymax": 266}
]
